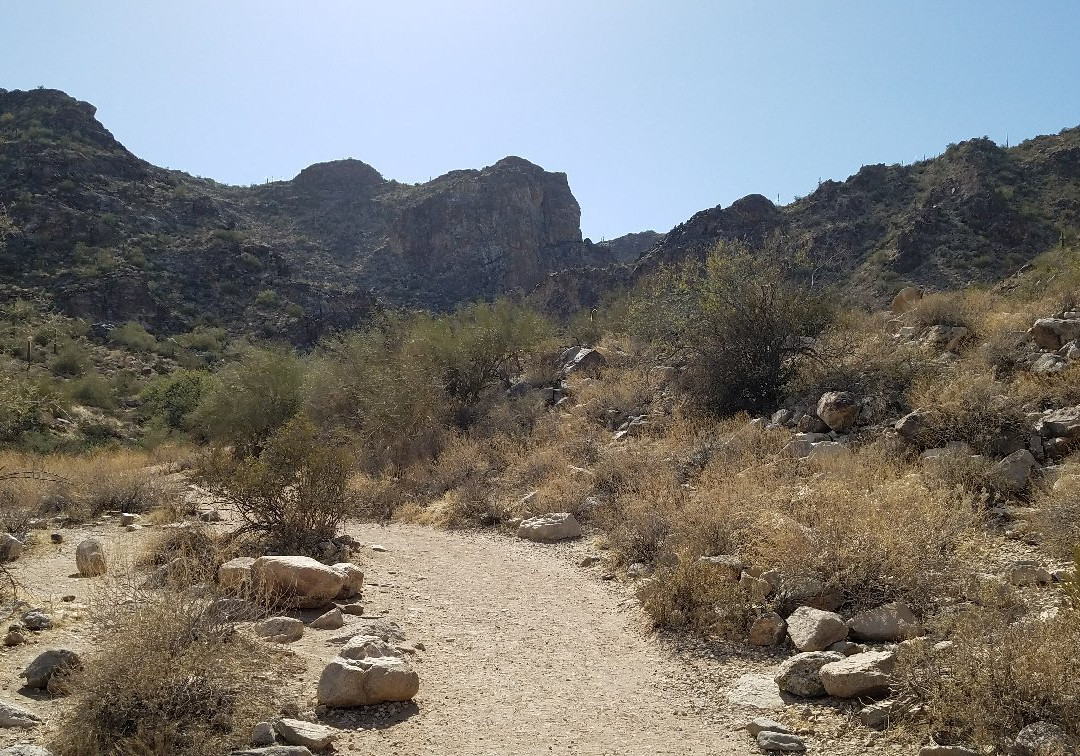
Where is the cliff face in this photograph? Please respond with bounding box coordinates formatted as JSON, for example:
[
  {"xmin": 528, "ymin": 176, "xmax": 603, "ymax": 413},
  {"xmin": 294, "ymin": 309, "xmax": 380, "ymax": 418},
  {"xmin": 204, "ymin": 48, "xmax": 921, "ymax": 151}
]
[{"xmin": 0, "ymin": 88, "xmax": 610, "ymax": 340}]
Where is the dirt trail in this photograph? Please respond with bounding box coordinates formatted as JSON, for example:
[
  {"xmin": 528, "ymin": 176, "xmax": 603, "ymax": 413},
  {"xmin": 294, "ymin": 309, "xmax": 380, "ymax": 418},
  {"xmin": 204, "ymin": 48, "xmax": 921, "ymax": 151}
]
[{"xmin": 294, "ymin": 523, "xmax": 746, "ymax": 756}]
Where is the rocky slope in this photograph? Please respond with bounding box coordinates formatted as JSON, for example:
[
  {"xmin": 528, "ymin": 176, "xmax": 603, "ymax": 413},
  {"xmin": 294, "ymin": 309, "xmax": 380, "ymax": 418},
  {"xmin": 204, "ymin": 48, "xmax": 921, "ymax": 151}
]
[
  {"xmin": 532, "ymin": 129, "xmax": 1080, "ymax": 313},
  {"xmin": 0, "ymin": 88, "xmax": 614, "ymax": 342}
]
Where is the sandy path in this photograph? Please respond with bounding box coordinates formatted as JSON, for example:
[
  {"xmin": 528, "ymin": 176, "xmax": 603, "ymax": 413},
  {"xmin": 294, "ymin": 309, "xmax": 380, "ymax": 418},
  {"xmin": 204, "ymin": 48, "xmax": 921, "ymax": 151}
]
[{"xmin": 292, "ymin": 523, "xmax": 745, "ymax": 756}]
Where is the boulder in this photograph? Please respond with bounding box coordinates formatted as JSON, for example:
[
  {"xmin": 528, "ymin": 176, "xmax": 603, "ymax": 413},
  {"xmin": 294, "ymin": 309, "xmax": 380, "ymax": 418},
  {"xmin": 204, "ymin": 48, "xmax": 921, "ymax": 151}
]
[
  {"xmin": 517, "ymin": 512, "xmax": 582, "ymax": 542},
  {"xmin": 1032, "ymin": 353, "xmax": 1067, "ymax": 374},
  {"xmin": 251, "ymin": 556, "xmax": 346, "ymax": 609},
  {"xmin": 819, "ymin": 650, "xmax": 896, "ymax": 698},
  {"xmin": 894, "ymin": 411, "xmax": 926, "ymax": 439},
  {"xmin": 218, "ymin": 557, "xmax": 256, "ymax": 591},
  {"xmin": 21, "ymin": 649, "xmax": 81, "ymax": 691},
  {"xmin": 21, "ymin": 610, "xmax": 51, "ymax": 632},
  {"xmin": 1029, "ymin": 318, "xmax": 1080, "ymax": 350},
  {"xmin": 253, "ymin": 616, "xmax": 304, "ymax": 643},
  {"xmin": 998, "ymin": 449, "xmax": 1039, "ymax": 492},
  {"xmin": 757, "ymin": 731, "xmax": 806, "ymax": 752},
  {"xmin": 890, "ymin": 286, "xmax": 922, "ymax": 313},
  {"xmin": 774, "ymin": 651, "xmax": 843, "ymax": 697},
  {"xmin": 779, "ymin": 577, "xmax": 843, "ymax": 614},
  {"xmin": 0, "ymin": 534, "xmax": 24, "ymax": 563},
  {"xmin": 748, "ymin": 612, "xmax": 786, "ymax": 646},
  {"xmin": 813, "ymin": 392, "xmax": 856, "ymax": 432},
  {"xmin": 786, "ymin": 606, "xmax": 848, "ymax": 651},
  {"xmin": 251, "ymin": 721, "xmax": 276, "ymax": 746},
  {"xmin": 1038, "ymin": 406, "xmax": 1080, "ymax": 438},
  {"xmin": 316, "ymin": 656, "xmax": 420, "ymax": 707},
  {"xmin": 847, "ymin": 602, "xmax": 922, "ymax": 641},
  {"xmin": 564, "ymin": 347, "xmax": 606, "ymax": 376},
  {"xmin": 75, "ymin": 538, "xmax": 107, "ymax": 577},
  {"xmin": 331, "ymin": 562, "xmax": 364, "ymax": 598},
  {"xmin": 0, "ymin": 699, "xmax": 42, "ymax": 729},
  {"xmin": 273, "ymin": 718, "xmax": 336, "ymax": 749},
  {"xmin": 1011, "ymin": 721, "xmax": 1074, "ymax": 756},
  {"xmin": 807, "ymin": 441, "xmax": 851, "ymax": 463},
  {"xmin": 310, "ymin": 608, "xmax": 344, "ymax": 630}
]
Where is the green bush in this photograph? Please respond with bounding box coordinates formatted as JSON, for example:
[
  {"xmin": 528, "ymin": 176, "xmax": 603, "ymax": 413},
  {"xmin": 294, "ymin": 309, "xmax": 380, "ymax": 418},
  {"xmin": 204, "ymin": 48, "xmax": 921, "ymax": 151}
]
[
  {"xmin": 52, "ymin": 342, "xmax": 89, "ymax": 377},
  {"xmin": 203, "ymin": 416, "xmax": 353, "ymax": 554},
  {"xmin": 70, "ymin": 373, "xmax": 116, "ymax": 410},
  {"xmin": 190, "ymin": 345, "xmax": 303, "ymax": 456},
  {"xmin": 110, "ymin": 321, "xmax": 157, "ymax": 351},
  {"xmin": 629, "ymin": 243, "xmax": 833, "ymax": 416},
  {"xmin": 140, "ymin": 370, "xmax": 211, "ymax": 430}
]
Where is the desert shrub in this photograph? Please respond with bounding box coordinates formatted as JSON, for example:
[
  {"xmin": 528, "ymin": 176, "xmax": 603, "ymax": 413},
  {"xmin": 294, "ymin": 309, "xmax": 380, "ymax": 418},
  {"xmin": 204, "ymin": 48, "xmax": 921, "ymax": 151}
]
[
  {"xmin": 628, "ymin": 242, "xmax": 833, "ymax": 416},
  {"xmin": 638, "ymin": 552, "xmax": 753, "ymax": 637},
  {"xmin": 190, "ymin": 345, "xmax": 303, "ymax": 457},
  {"xmin": 53, "ymin": 591, "xmax": 281, "ymax": 756},
  {"xmin": 1031, "ymin": 464, "xmax": 1080, "ymax": 558},
  {"xmin": 0, "ymin": 372, "xmax": 58, "ymax": 443},
  {"xmin": 203, "ymin": 416, "xmax": 354, "ymax": 554},
  {"xmin": 904, "ymin": 289, "xmax": 993, "ymax": 332},
  {"xmin": 140, "ymin": 370, "xmax": 211, "ymax": 430},
  {"xmin": 896, "ymin": 602, "xmax": 1080, "ymax": 750},
  {"xmin": 69, "ymin": 372, "xmax": 116, "ymax": 410},
  {"xmin": 139, "ymin": 523, "xmax": 233, "ymax": 585},
  {"xmin": 908, "ymin": 370, "xmax": 1029, "ymax": 457},
  {"xmin": 110, "ymin": 321, "xmax": 157, "ymax": 351},
  {"xmin": 174, "ymin": 326, "xmax": 228, "ymax": 357},
  {"xmin": 52, "ymin": 342, "xmax": 89, "ymax": 377},
  {"xmin": 921, "ymin": 450, "xmax": 1014, "ymax": 504}
]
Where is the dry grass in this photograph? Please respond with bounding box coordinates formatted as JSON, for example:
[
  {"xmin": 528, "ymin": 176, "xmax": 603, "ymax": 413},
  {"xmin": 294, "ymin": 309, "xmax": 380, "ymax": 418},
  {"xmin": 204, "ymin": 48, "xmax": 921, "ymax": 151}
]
[
  {"xmin": 1031, "ymin": 463, "xmax": 1080, "ymax": 559},
  {"xmin": 896, "ymin": 601, "xmax": 1080, "ymax": 751},
  {"xmin": 52, "ymin": 588, "xmax": 283, "ymax": 756}
]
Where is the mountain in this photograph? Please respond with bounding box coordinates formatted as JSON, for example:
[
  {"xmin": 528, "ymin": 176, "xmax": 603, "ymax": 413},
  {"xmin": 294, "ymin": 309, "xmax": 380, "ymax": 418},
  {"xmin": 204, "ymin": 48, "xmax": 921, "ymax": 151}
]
[
  {"xmin": 532, "ymin": 129, "xmax": 1080, "ymax": 313},
  {"xmin": 0, "ymin": 87, "xmax": 615, "ymax": 343}
]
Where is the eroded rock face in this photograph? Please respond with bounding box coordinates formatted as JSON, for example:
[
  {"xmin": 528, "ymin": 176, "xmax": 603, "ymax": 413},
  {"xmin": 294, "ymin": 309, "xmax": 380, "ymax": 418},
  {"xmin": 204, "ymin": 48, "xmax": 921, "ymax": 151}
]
[{"xmin": 316, "ymin": 656, "xmax": 420, "ymax": 707}]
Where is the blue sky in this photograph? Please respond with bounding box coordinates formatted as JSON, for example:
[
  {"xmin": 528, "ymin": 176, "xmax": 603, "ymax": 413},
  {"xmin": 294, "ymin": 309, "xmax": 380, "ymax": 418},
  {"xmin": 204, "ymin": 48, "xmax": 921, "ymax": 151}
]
[{"xmin": 3, "ymin": 1, "xmax": 1079, "ymax": 240}]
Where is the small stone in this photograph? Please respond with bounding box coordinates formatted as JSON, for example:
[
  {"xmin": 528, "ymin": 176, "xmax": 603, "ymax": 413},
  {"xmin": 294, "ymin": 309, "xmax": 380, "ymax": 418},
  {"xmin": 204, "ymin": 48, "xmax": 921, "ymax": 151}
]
[
  {"xmin": 273, "ymin": 718, "xmax": 336, "ymax": 749},
  {"xmin": 516, "ymin": 512, "xmax": 582, "ymax": 542},
  {"xmin": 251, "ymin": 720, "xmax": 276, "ymax": 746},
  {"xmin": 75, "ymin": 538, "xmax": 107, "ymax": 577},
  {"xmin": 253, "ymin": 617, "xmax": 304, "ymax": 643},
  {"xmin": 21, "ymin": 649, "xmax": 82, "ymax": 692},
  {"xmin": 198, "ymin": 509, "xmax": 223, "ymax": 522},
  {"xmin": 3, "ymin": 630, "xmax": 27, "ymax": 647},
  {"xmin": 50, "ymin": 533, "xmax": 63, "ymax": 544},
  {"xmin": 743, "ymin": 717, "xmax": 792, "ymax": 736},
  {"xmin": 21, "ymin": 610, "xmax": 51, "ymax": 631},
  {"xmin": 370, "ymin": 544, "xmax": 388, "ymax": 552},
  {"xmin": 309, "ymin": 608, "xmax": 344, "ymax": 630},
  {"xmin": 757, "ymin": 731, "xmax": 807, "ymax": 752},
  {"xmin": 748, "ymin": 612, "xmax": 786, "ymax": 646},
  {"xmin": 579, "ymin": 555, "xmax": 601, "ymax": 567},
  {"xmin": 819, "ymin": 650, "xmax": 897, "ymax": 698},
  {"xmin": 119, "ymin": 513, "xmax": 140, "ymax": 526},
  {"xmin": 340, "ymin": 603, "xmax": 366, "ymax": 615}
]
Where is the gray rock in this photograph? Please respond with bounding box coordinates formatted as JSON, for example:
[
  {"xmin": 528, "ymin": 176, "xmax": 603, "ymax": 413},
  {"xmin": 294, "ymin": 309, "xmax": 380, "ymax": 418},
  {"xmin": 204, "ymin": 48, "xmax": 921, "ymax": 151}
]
[
  {"xmin": 254, "ymin": 616, "xmax": 304, "ymax": 643},
  {"xmin": 20, "ymin": 610, "xmax": 52, "ymax": 632},
  {"xmin": 816, "ymin": 391, "xmax": 859, "ymax": 432},
  {"xmin": 309, "ymin": 608, "xmax": 344, "ymax": 630},
  {"xmin": 273, "ymin": 718, "xmax": 336, "ymax": 749},
  {"xmin": 726, "ymin": 673, "xmax": 786, "ymax": 710},
  {"xmin": 317, "ymin": 655, "xmax": 419, "ymax": 707},
  {"xmin": 338, "ymin": 634, "xmax": 400, "ymax": 661},
  {"xmin": 697, "ymin": 554, "xmax": 745, "ymax": 580},
  {"xmin": 231, "ymin": 748, "xmax": 313, "ymax": 756},
  {"xmin": 21, "ymin": 649, "xmax": 81, "ymax": 691},
  {"xmin": 1038, "ymin": 406, "xmax": 1080, "ymax": 438},
  {"xmin": 743, "ymin": 717, "xmax": 792, "ymax": 736},
  {"xmin": 75, "ymin": 538, "xmax": 107, "ymax": 577},
  {"xmin": 251, "ymin": 556, "xmax": 346, "ymax": 609},
  {"xmin": 119, "ymin": 512, "xmax": 140, "ymax": 526},
  {"xmin": 894, "ymin": 411, "xmax": 926, "ymax": 438},
  {"xmin": 847, "ymin": 602, "xmax": 922, "ymax": 641},
  {"xmin": 0, "ymin": 534, "xmax": 24, "ymax": 563},
  {"xmin": 0, "ymin": 699, "xmax": 43, "ymax": 729},
  {"xmin": 1011, "ymin": 721, "xmax": 1075, "ymax": 756},
  {"xmin": 757, "ymin": 731, "xmax": 807, "ymax": 752},
  {"xmin": 919, "ymin": 747, "xmax": 980, "ymax": 756},
  {"xmin": 0, "ymin": 746, "xmax": 55, "ymax": 756},
  {"xmin": 517, "ymin": 512, "xmax": 582, "ymax": 542},
  {"xmin": 251, "ymin": 720, "xmax": 276, "ymax": 746},
  {"xmin": 998, "ymin": 449, "xmax": 1039, "ymax": 492},
  {"xmin": 1029, "ymin": 318, "xmax": 1080, "ymax": 350},
  {"xmin": 786, "ymin": 606, "xmax": 848, "ymax": 651},
  {"xmin": 773, "ymin": 651, "xmax": 843, "ymax": 697},
  {"xmin": 819, "ymin": 650, "xmax": 896, "ymax": 698}
]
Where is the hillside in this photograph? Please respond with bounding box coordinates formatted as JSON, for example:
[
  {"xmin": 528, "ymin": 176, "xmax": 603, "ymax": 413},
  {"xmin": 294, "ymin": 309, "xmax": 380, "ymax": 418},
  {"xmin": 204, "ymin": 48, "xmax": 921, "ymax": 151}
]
[
  {"xmin": 532, "ymin": 129, "xmax": 1080, "ymax": 314},
  {"xmin": 0, "ymin": 88, "xmax": 614, "ymax": 342}
]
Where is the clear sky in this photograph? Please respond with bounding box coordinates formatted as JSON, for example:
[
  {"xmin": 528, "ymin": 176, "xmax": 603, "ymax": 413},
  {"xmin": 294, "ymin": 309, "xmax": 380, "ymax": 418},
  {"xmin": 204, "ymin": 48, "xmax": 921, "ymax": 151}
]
[{"xmin": 3, "ymin": 1, "xmax": 1079, "ymax": 240}]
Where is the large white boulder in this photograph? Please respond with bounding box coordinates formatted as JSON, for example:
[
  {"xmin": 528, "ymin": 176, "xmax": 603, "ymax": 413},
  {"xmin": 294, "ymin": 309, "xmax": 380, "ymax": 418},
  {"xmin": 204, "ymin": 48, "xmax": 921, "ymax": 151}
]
[
  {"xmin": 517, "ymin": 512, "xmax": 582, "ymax": 542},
  {"xmin": 251, "ymin": 556, "xmax": 345, "ymax": 609},
  {"xmin": 316, "ymin": 656, "xmax": 419, "ymax": 707},
  {"xmin": 847, "ymin": 602, "xmax": 922, "ymax": 641}
]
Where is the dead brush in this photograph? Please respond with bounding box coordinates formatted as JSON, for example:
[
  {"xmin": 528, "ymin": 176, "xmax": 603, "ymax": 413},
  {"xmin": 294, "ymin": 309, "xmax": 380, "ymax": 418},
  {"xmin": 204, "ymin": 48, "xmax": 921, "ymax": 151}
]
[
  {"xmin": 52, "ymin": 587, "xmax": 284, "ymax": 756},
  {"xmin": 1030, "ymin": 462, "xmax": 1080, "ymax": 559},
  {"xmin": 894, "ymin": 600, "xmax": 1080, "ymax": 751},
  {"xmin": 638, "ymin": 550, "xmax": 753, "ymax": 637},
  {"xmin": 907, "ymin": 369, "xmax": 1029, "ymax": 457}
]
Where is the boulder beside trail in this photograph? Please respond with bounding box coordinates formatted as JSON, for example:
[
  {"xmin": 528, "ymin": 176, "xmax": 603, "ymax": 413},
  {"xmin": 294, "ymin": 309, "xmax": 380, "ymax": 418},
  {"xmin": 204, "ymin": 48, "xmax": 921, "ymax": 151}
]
[
  {"xmin": 75, "ymin": 538, "xmax": 107, "ymax": 577},
  {"xmin": 317, "ymin": 655, "xmax": 420, "ymax": 707},
  {"xmin": 250, "ymin": 556, "xmax": 345, "ymax": 609},
  {"xmin": 21, "ymin": 649, "xmax": 82, "ymax": 692},
  {"xmin": 517, "ymin": 512, "xmax": 582, "ymax": 542},
  {"xmin": 786, "ymin": 606, "xmax": 848, "ymax": 651},
  {"xmin": 774, "ymin": 651, "xmax": 843, "ymax": 697}
]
